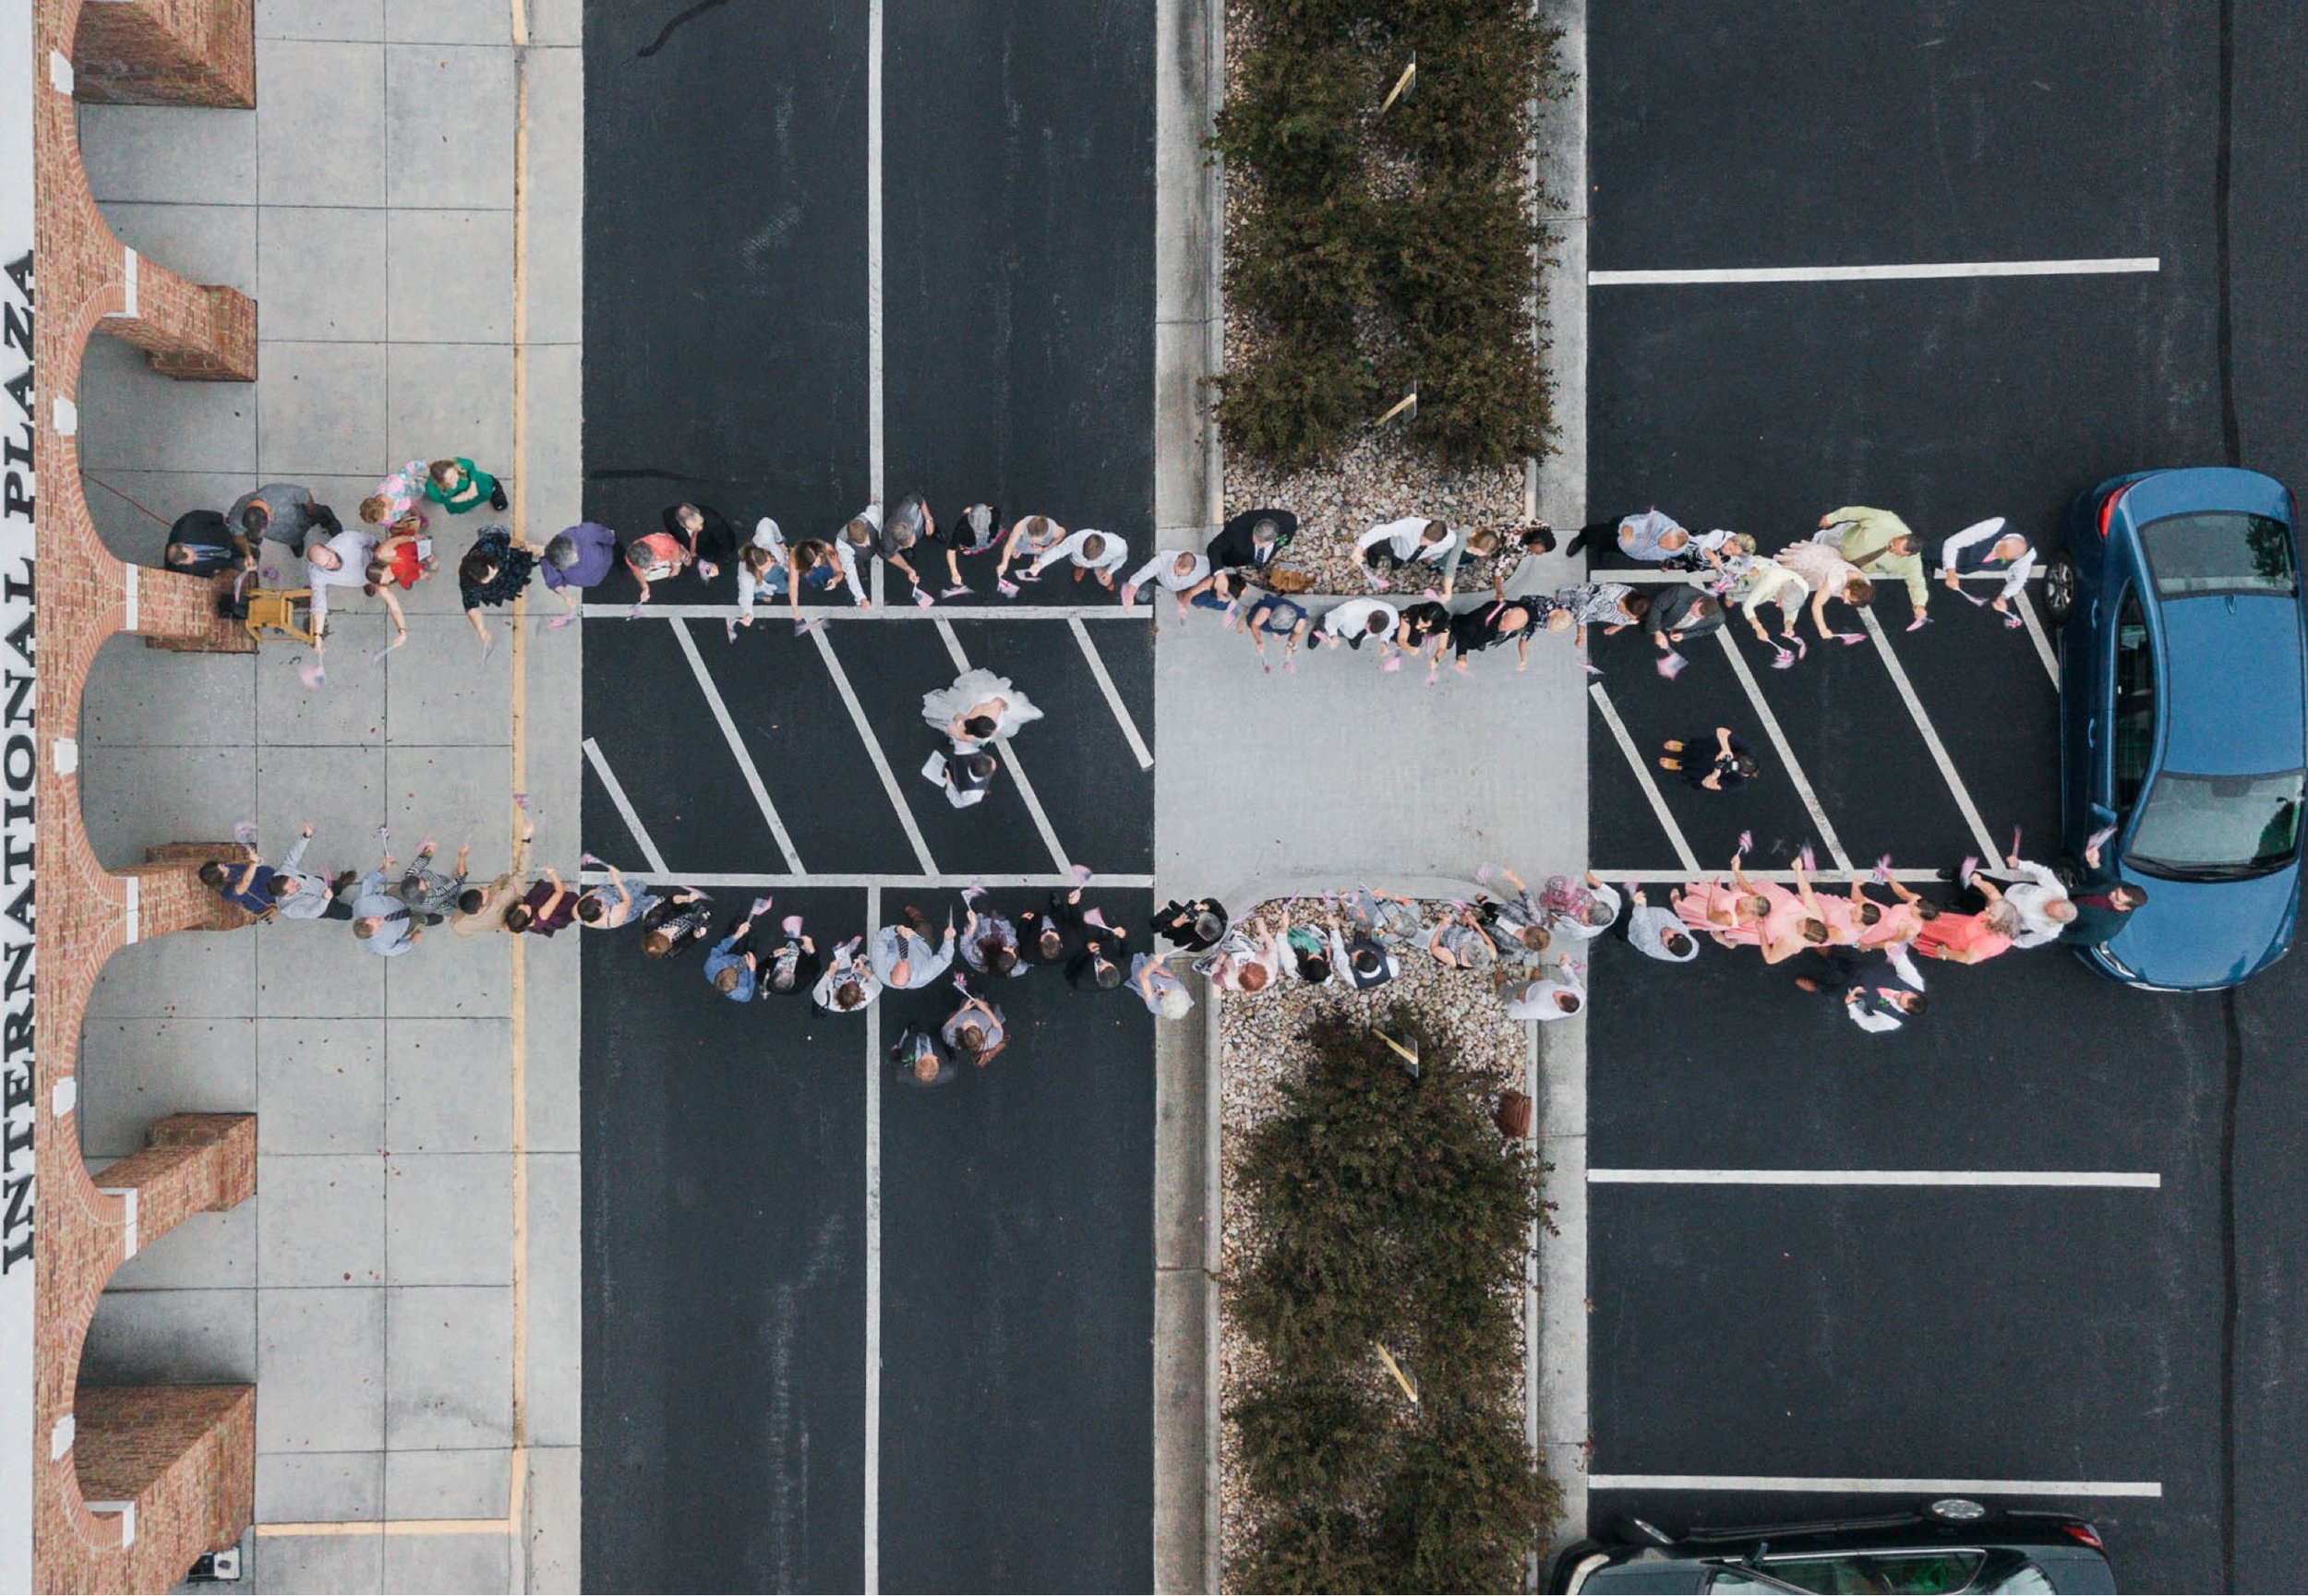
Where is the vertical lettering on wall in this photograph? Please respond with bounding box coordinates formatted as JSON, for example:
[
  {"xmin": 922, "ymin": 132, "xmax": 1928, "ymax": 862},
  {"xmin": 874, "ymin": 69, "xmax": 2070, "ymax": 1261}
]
[{"xmin": 1, "ymin": 0, "xmax": 37, "ymax": 1583}]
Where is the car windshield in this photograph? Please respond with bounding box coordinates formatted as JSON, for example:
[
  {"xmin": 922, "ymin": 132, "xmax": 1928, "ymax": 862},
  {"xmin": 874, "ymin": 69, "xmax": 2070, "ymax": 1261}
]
[
  {"xmin": 2139, "ymin": 511, "xmax": 2297, "ymax": 597},
  {"xmin": 2128, "ymin": 767, "xmax": 2306, "ymax": 879},
  {"xmin": 1744, "ymin": 1552, "xmax": 1987, "ymax": 1594}
]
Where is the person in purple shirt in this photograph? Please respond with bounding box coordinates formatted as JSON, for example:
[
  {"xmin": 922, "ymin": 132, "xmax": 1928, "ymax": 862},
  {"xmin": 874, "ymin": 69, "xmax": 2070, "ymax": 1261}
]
[{"xmin": 539, "ymin": 522, "xmax": 624, "ymax": 616}]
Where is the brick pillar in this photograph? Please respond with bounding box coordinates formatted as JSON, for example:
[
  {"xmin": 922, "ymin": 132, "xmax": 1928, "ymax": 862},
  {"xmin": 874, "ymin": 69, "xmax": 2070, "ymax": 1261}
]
[
  {"xmin": 70, "ymin": 1386, "xmax": 256, "ymax": 1587},
  {"xmin": 129, "ymin": 562, "xmax": 258, "ymax": 655},
  {"xmin": 118, "ymin": 847, "xmax": 258, "ymax": 939},
  {"xmin": 70, "ymin": 0, "xmax": 255, "ymax": 108},
  {"xmin": 93, "ymin": 1114, "xmax": 256, "ymax": 1257},
  {"xmin": 98, "ymin": 249, "xmax": 257, "ymax": 380}
]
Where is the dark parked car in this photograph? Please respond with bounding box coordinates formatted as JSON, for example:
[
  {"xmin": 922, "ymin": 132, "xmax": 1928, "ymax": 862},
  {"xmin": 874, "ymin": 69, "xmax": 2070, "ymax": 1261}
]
[
  {"xmin": 2043, "ymin": 465, "xmax": 2306, "ymax": 990},
  {"xmin": 1550, "ymin": 1501, "xmax": 2118, "ymax": 1593}
]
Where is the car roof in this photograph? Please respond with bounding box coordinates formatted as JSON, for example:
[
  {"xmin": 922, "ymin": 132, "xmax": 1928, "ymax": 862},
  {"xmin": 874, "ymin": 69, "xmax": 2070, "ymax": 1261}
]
[{"xmin": 2153, "ymin": 593, "xmax": 2308, "ymax": 775}]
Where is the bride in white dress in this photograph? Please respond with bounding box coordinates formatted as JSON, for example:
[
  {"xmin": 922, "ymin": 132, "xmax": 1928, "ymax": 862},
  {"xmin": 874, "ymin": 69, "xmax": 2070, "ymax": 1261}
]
[{"xmin": 920, "ymin": 668, "xmax": 1043, "ymax": 744}]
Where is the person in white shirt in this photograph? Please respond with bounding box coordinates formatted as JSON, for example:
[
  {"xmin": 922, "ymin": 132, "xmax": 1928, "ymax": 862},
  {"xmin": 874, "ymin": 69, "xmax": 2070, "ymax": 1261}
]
[
  {"xmin": 1029, "ymin": 528, "xmax": 1130, "ymax": 588},
  {"xmin": 1120, "ymin": 548, "xmax": 1215, "ymax": 616},
  {"xmin": 1939, "ymin": 516, "xmax": 2035, "ymax": 627},
  {"xmin": 305, "ymin": 523, "xmax": 390, "ymax": 660},
  {"xmin": 1544, "ymin": 872, "xmax": 1624, "ymax": 942},
  {"xmin": 1977, "ymin": 851, "xmax": 2075, "ymax": 949},
  {"xmin": 1192, "ymin": 916, "xmax": 1284, "ymax": 993},
  {"xmin": 1316, "ymin": 597, "xmax": 1401, "ymax": 666},
  {"xmin": 732, "ymin": 517, "xmax": 790, "ymax": 629},
  {"xmin": 1502, "ymin": 959, "xmax": 1584, "ymax": 1021},
  {"xmin": 1354, "ymin": 516, "xmax": 1457, "ymax": 590}
]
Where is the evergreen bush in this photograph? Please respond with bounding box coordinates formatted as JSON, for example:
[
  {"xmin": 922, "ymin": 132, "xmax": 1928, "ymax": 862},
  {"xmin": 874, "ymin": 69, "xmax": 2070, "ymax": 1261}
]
[{"xmin": 1226, "ymin": 1011, "xmax": 1557, "ymax": 1593}]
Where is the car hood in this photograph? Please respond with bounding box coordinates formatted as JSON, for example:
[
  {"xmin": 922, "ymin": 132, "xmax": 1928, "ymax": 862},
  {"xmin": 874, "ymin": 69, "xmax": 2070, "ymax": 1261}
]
[
  {"xmin": 2099, "ymin": 858, "xmax": 2302, "ymax": 990},
  {"xmin": 2158, "ymin": 595, "xmax": 2308, "ymax": 775}
]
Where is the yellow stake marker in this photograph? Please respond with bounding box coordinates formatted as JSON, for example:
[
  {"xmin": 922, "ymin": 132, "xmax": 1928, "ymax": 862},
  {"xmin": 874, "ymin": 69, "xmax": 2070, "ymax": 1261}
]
[{"xmin": 1375, "ymin": 1342, "xmax": 1420, "ymax": 1408}]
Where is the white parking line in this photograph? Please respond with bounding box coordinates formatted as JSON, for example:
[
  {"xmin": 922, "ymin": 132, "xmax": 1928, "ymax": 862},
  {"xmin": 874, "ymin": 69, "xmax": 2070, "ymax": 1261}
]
[
  {"xmin": 581, "ymin": 603, "xmax": 1146, "ymax": 622},
  {"xmin": 1070, "ymin": 618, "xmax": 1156, "ymax": 770},
  {"xmin": 1856, "ymin": 607, "xmax": 2002, "ymax": 860},
  {"xmin": 1713, "ymin": 630, "xmax": 1854, "ymax": 870},
  {"xmin": 2019, "ymin": 589, "xmax": 2061, "ymax": 686},
  {"xmin": 933, "ymin": 618, "xmax": 1072, "ymax": 873},
  {"xmin": 1590, "ymin": 1168, "xmax": 2160, "ymax": 1188},
  {"xmin": 1588, "ymin": 1474, "xmax": 2163, "ymax": 1498},
  {"xmin": 581, "ymin": 737, "xmax": 669, "ymax": 875},
  {"xmin": 1589, "ymin": 682, "xmax": 1701, "ymax": 873},
  {"xmin": 577, "ymin": 870, "xmax": 1154, "ymax": 890},
  {"xmin": 811, "ymin": 625, "xmax": 938, "ymax": 876},
  {"xmin": 1590, "ymin": 256, "xmax": 2160, "ymax": 287},
  {"xmin": 668, "ymin": 618, "xmax": 806, "ymax": 873}
]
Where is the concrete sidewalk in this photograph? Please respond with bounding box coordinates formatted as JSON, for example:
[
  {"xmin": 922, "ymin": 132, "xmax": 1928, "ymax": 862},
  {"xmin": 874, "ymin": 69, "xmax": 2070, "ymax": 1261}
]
[{"xmin": 72, "ymin": 1, "xmax": 583, "ymax": 1589}]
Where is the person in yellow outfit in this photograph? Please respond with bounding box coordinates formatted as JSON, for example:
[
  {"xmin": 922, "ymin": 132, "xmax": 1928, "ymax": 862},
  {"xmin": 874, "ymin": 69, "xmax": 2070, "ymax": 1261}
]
[{"xmin": 1819, "ymin": 505, "xmax": 1930, "ymax": 630}]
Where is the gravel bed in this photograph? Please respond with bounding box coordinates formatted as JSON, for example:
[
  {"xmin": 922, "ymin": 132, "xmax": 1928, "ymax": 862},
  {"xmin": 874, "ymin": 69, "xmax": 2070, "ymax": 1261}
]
[
  {"xmin": 1215, "ymin": 897, "xmax": 1536, "ymax": 1592},
  {"xmin": 1218, "ymin": 0, "xmax": 1533, "ymax": 596}
]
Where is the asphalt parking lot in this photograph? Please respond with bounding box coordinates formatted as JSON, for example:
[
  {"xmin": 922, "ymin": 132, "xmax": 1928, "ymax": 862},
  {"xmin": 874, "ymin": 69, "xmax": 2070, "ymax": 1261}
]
[
  {"xmin": 577, "ymin": 0, "xmax": 1158, "ymax": 1589},
  {"xmin": 1584, "ymin": 5, "xmax": 2308, "ymax": 1591}
]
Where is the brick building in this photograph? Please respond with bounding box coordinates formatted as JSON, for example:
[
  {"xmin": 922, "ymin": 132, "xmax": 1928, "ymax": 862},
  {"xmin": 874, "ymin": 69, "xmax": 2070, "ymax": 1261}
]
[{"xmin": 6, "ymin": 0, "xmax": 271, "ymax": 1587}]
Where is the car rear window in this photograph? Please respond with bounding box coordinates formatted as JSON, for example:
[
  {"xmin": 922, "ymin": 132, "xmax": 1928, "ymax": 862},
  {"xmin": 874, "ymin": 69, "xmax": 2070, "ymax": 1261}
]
[
  {"xmin": 1759, "ymin": 1552, "xmax": 1985, "ymax": 1593},
  {"xmin": 2140, "ymin": 512, "xmax": 2297, "ymax": 597}
]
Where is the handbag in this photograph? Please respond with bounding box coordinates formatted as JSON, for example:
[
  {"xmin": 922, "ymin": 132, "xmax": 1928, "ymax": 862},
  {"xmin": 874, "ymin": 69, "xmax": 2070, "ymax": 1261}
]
[{"xmin": 1493, "ymin": 1089, "xmax": 1533, "ymax": 1140}]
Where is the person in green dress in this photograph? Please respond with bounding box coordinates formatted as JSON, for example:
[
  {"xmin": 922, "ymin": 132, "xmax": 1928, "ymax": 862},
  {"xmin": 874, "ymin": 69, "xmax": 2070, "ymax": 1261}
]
[{"xmin": 425, "ymin": 457, "xmax": 509, "ymax": 514}]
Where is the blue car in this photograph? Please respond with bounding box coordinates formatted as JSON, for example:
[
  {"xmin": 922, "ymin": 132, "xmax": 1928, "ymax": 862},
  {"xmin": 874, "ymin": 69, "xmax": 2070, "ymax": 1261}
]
[{"xmin": 2043, "ymin": 466, "xmax": 2306, "ymax": 990}]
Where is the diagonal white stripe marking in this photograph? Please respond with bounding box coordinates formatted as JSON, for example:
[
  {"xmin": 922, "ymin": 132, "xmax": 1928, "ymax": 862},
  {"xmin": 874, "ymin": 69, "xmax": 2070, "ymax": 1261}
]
[
  {"xmin": 1590, "ymin": 1168, "xmax": 2160, "ymax": 1188},
  {"xmin": 1070, "ymin": 618, "xmax": 1155, "ymax": 770},
  {"xmin": 1588, "ymin": 1474, "xmax": 2162, "ymax": 1498},
  {"xmin": 1712, "ymin": 630, "xmax": 1853, "ymax": 870},
  {"xmin": 2019, "ymin": 588, "xmax": 2061, "ymax": 686},
  {"xmin": 581, "ymin": 737, "xmax": 668, "ymax": 876},
  {"xmin": 668, "ymin": 618, "xmax": 804, "ymax": 873},
  {"xmin": 1590, "ymin": 683, "xmax": 1700, "ymax": 873},
  {"xmin": 1857, "ymin": 607, "xmax": 2002, "ymax": 860},
  {"xmin": 1590, "ymin": 256, "xmax": 2160, "ymax": 286},
  {"xmin": 811, "ymin": 625, "xmax": 937, "ymax": 876},
  {"xmin": 933, "ymin": 619, "xmax": 1071, "ymax": 873}
]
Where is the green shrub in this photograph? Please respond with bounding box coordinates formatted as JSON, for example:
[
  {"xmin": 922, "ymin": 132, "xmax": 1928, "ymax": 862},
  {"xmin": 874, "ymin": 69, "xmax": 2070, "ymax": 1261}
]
[
  {"xmin": 1225, "ymin": 1009, "xmax": 1555, "ymax": 1592},
  {"xmin": 1213, "ymin": 342, "xmax": 1377, "ymax": 473}
]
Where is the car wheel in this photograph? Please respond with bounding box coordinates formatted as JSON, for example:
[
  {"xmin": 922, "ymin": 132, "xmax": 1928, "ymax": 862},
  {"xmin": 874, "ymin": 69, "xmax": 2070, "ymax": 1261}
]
[
  {"xmin": 2042, "ymin": 552, "xmax": 2078, "ymax": 625},
  {"xmin": 1927, "ymin": 1497, "xmax": 1988, "ymax": 1523}
]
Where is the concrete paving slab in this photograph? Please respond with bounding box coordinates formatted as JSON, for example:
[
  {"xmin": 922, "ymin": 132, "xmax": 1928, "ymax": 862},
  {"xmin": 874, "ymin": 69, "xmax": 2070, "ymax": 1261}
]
[
  {"xmin": 257, "ymin": 744, "xmax": 388, "ymax": 858},
  {"xmin": 386, "ymin": 0, "xmax": 509, "ymax": 44},
  {"xmin": 385, "ymin": 1018, "xmax": 511, "ymax": 1152},
  {"xmin": 256, "ymin": 1450, "xmax": 385, "ymax": 1522},
  {"xmin": 381, "ymin": 1531, "xmax": 513, "ymax": 1594},
  {"xmin": 255, "ymin": 340, "xmax": 391, "ymax": 479},
  {"xmin": 257, "ymin": 208, "xmax": 391, "ymax": 343},
  {"xmin": 78, "ymin": 739, "xmax": 255, "ymax": 872},
  {"xmin": 76, "ymin": 103, "xmax": 257, "ymax": 205},
  {"xmin": 382, "ymin": 925, "xmax": 511, "ymax": 1017},
  {"xmin": 76, "ymin": 1015, "xmax": 257, "ymax": 1161},
  {"xmin": 257, "ymin": 0, "xmax": 385, "ymax": 40},
  {"xmin": 385, "ymin": 43, "xmax": 515, "ymax": 211},
  {"xmin": 251, "ymin": 1531, "xmax": 384, "ymax": 1594},
  {"xmin": 520, "ymin": 947, "xmax": 579, "ymax": 1155},
  {"xmin": 77, "ymin": 334, "xmax": 257, "ymax": 473},
  {"xmin": 382, "ymin": 742, "xmax": 512, "ymax": 849},
  {"xmin": 80, "ymin": 1285, "xmax": 257, "ymax": 1384},
  {"xmin": 520, "ymin": 44, "xmax": 583, "ymax": 347},
  {"xmin": 258, "ymin": 1154, "xmax": 388, "ymax": 1287},
  {"xmin": 257, "ymin": 644, "xmax": 390, "ymax": 746},
  {"xmin": 521, "ymin": 345, "xmax": 581, "ymax": 497},
  {"xmin": 78, "ymin": 466, "xmax": 252, "ymax": 564},
  {"xmin": 382, "ymin": 1446, "xmax": 510, "ymax": 1518},
  {"xmin": 388, "ymin": 209, "xmax": 513, "ymax": 342},
  {"xmin": 385, "ymin": 341, "xmax": 515, "ymax": 474},
  {"xmin": 523, "ymin": 0, "xmax": 579, "ymax": 47},
  {"xmin": 257, "ymin": 915, "xmax": 388, "ymax": 1017},
  {"xmin": 258, "ymin": 40, "xmax": 388, "ymax": 208},
  {"xmin": 385, "ymin": 1286, "xmax": 513, "ymax": 1448},
  {"xmin": 257, "ymin": 1288, "xmax": 388, "ymax": 1451},
  {"xmin": 523, "ymin": 1152, "xmax": 579, "ymax": 1449},
  {"xmin": 385, "ymin": 614, "xmax": 514, "ymax": 744},
  {"xmin": 82, "ymin": 632, "xmax": 257, "ymax": 747},
  {"xmin": 105, "ymin": 1202, "xmax": 257, "ymax": 1290},
  {"xmin": 98, "ymin": 200, "xmax": 257, "ymax": 296},
  {"xmin": 258, "ymin": 1018, "xmax": 387, "ymax": 1155},
  {"xmin": 522, "ymin": 1445, "xmax": 580, "ymax": 1592},
  {"xmin": 88, "ymin": 930, "xmax": 258, "ymax": 1019},
  {"xmin": 384, "ymin": 1155, "xmax": 511, "ymax": 1285}
]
